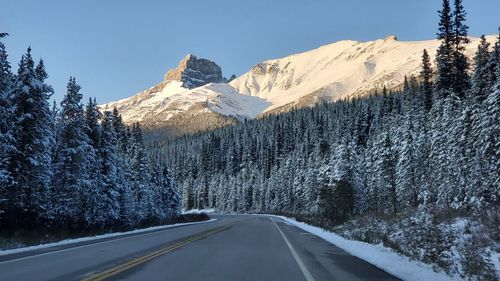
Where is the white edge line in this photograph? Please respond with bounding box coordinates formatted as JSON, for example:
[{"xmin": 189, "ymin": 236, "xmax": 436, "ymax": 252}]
[
  {"xmin": 271, "ymin": 219, "xmax": 316, "ymax": 281},
  {"xmin": 0, "ymin": 218, "xmax": 218, "ymax": 264}
]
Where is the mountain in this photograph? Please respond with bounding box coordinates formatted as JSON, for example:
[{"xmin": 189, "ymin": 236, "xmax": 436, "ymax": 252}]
[
  {"xmin": 102, "ymin": 35, "xmax": 495, "ymax": 135},
  {"xmin": 101, "ymin": 54, "xmax": 268, "ymax": 138},
  {"xmin": 230, "ymin": 35, "xmax": 495, "ymax": 113}
]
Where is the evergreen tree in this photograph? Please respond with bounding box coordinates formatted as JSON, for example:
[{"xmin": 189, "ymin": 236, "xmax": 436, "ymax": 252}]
[
  {"xmin": 130, "ymin": 122, "xmax": 152, "ymax": 222},
  {"xmin": 473, "ymin": 45, "xmax": 500, "ymax": 208},
  {"xmin": 451, "ymin": 0, "xmax": 470, "ymax": 98},
  {"xmin": 9, "ymin": 48, "xmax": 54, "ymax": 226},
  {"xmin": 489, "ymin": 30, "xmax": 500, "ymax": 89},
  {"xmin": 396, "ymin": 84, "xmax": 418, "ymax": 210},
  {"xmin": 85, "ymin": 98, "xmax": 102, "ymax": 149},
  {"xmin": 420, "ymin": 49, "xmax": 433, "ymax": 111},
  {"xmin": 470, "ymin": 35, "xmax": 492, "ymax": 103},
  {"xmin": 98, "ymin": 111, "xmax": 121, "ymax": 226},
  {"xmin": 52, "ymin": 77, "xmax": 94, "ymax": 226},
  {"xmin": 0, "ymin": 35, "xmax": 15, "ymax": 219},
  {"xmin": 435, "ymin": 0, "xmax": 454, "ymax": 96}
]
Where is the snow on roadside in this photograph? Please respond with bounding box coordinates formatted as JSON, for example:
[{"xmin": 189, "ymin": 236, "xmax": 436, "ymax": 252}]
[
  {"xmin": 269, "ymin": 215, "xmax": 460, "ymax": 281},
  {"xmin": 0, "ymin": 218, "xmax": 217, "ymax": 256},
  {"xmin": 492, "ymin": 250, "xmax": 500, "ymax": 278},
  {"xmin": 182, "ymin": 208, "xmax": 217, "ymax": 214}
]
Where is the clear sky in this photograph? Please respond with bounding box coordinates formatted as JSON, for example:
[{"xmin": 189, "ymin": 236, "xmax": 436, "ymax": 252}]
[{"xmin": 1, "ymin": 0, "xmax": 499, "ymax": 103}]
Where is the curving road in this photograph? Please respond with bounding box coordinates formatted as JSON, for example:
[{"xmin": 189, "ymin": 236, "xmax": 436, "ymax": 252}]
[{"xmin": 0, "ymin": 215, "xmax": 400, "ymax": 281}]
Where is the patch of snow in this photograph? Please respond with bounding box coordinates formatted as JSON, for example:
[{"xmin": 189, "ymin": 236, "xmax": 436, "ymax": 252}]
[
  {"xmin": 182, "ymin": 208, "xmax": 217, "ymax": 214},
  {"xmin": 0, "ymin": 218, "xmax": 217, "ymax": 256},
  {"xmin": 268, "ymin": 215, "xmax": 460, "ymax": 281},
  {"xmin": 492, "ymin": 249, "xmax": 500, "ymax": 278}
]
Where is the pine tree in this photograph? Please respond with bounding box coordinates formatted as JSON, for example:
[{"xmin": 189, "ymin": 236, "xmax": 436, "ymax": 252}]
[
  {"xmin": 470, "ymin": 35, "xmax": 492, "ymax": 103},
  {"xmin": 488, "ymin": 30, "xmax": 500, "ymax": 89},
  {"xmin": 420, "ymin": 49, "xmax": 433, "ymax": 111},
  {"xmin": 130, "ymin": 122, "xmax": 152, "ymax": 222},
  {"xmin": 85, "ymin": 98, "xmax": 102, "ymax": 149},
  {"xmin": 98, "ymin": 111, "xmax": 121, "ymax": 226},
  {"xmin": 451, "ymin": 0, "xmax": 470, "ymax": 98},
  {"xmin": 374, "ymin": 131, "xmax": 397, "ymax": 214},
  {"xmin": 396, "ymin": 83, "xmax": 418, "ymax": 210},
  {"xmin": 0, "ymin": 36, "xmax": 15, "ymax": 219},
  {"xmin": 52, "ymin": 77, "xmax": 94, "ymax": 226},
  {"xmin": 9, "ymin": 48, "xmax": 54, "ymax": 226},
  {"xmin": 473, "ymin": 42, "xmax": 500, "ymax": 208},
  {"xmin": 435, "ymin": 0, "xmax": 454, "ymax": 97},
  {"xmin": 110, "ymin": 108, "xmax": 135, "ymax": 225}
]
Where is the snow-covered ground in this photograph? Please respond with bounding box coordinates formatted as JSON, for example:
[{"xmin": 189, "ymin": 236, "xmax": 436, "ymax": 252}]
[
  {"xmin": 182, "ymin": 208, "xmax": 217, "ymax": 214},
  {"xmin": 269, "ymin": 215, "xmax": 460, "ymax": 281},
  {"xmin": 0, "ymin": 219, "xmax": 217, "ymax": 256}
]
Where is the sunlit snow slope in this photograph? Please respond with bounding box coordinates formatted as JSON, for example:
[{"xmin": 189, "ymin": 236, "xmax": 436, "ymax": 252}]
[
  {"xmin": 230, "ymin": 35, "xmax": 495, "ymax": 112},
  {"xmin": 103, "ymin": 35, "xmax": 495, "ymax": 124},
  {"xmin": 101, "ymin": 81, "xmax": 269, "ymax": 123}
]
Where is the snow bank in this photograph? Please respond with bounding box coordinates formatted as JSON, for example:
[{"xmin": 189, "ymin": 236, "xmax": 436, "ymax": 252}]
[
  {"xmin": 269, "ymin": 215, "xmax": 460, "ymax": 281},
  {"xmin": 182, "ymin": 208, "xmax": 217, "ymax": 214},
  {"xmin": 0, "ymin": 218, "xmax": 217, "ymax": 256}
]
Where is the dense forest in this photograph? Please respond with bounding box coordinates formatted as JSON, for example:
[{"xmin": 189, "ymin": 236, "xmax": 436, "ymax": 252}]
[
  {"xmin": 153, "ymin": 1, "xmax": 499, "ymax": 278},
  {"xmin": 0, "ymin": 36, "xmax": 181, "ymax": 237}
]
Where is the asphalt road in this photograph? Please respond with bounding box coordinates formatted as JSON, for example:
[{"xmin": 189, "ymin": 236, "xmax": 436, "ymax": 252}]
[{"xmin": 0, "ymin": 215, "xmax": 400, "ymax": 281}]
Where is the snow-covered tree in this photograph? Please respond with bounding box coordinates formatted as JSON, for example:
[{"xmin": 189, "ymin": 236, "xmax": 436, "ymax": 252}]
[
  {"xmin": 130, "ymin": 122, "xmax": 152, "ymax": 222},
  {"xmin": 469, "ymin": 35, "xmax": 491, "ymax": 103},
  {"xmin": 9, "ymin": 48, "xmax": 54, "ymax": 225},
  {"xmin": 52, "ymin": 77, "xmax": 95, "ymax": 225},
  {"xmin": 420, "ymin": 49, "xmax": 433, "ymax": 112},
  {"xmin": 98, "ymin": 111, "xmax": 121, "ymax": 226},
  {"xmin": 435, "ymin": 0, "xmax": 454, "ymax": 96},
  {"xmin": 451, "ymin": 0, "xmax": 470, "ymax": 98},
  {"xmin": 0, "ymin": 36, "xmax": 15, "ymax": 219}
]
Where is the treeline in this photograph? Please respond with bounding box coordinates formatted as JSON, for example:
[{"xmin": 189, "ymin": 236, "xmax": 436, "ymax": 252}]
[
  {"xmin": 158, "ymin": 1, "xmax": 499, "ymax": 222},
  {"xmin": 0, "ymin": 37, "xmax": 181, "ymax": 232}
]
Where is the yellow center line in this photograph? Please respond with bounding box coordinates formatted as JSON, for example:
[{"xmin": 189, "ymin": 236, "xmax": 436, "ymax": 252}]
[{"xmin": 81, "ymin": 225, "xmax": 230, "ymax": 281}]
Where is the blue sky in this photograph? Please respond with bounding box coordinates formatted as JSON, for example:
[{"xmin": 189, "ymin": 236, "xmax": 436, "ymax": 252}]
[{"xmin": 1, "ymin": 0, "xmax": 499, "ymax": 103}]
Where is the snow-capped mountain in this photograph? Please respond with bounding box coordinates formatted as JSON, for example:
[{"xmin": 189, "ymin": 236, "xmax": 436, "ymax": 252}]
[
  {"xmin": 102, "ymin": 80, "xmax": 269, "ymax": 124},
  {"xmin": 101, "ymin": 54, "xmax": 269, "ymax": 129},
  {"xmin": 102, "ymin": 35, "xmax": 495, "ymax": 129}
]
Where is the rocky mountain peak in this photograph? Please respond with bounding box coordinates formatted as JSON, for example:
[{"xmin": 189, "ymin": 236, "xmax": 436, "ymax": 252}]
[
  {"xmin": 384, "ymin": 35, "xmax": 398, "ymax": 41},
  {"xmin": 164, "ymin": 54, "xmax": 225, "ymax": 89}
]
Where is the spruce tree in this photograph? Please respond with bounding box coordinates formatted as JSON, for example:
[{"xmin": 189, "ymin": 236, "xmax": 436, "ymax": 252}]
[
  {"xmin": 130, "ymin": 122, "xmax": 152, "ymax": 222},
  {"xmin": 98, "ymin": 111, "xmax": 121, "ymax": 226},
  {"xmin": 10, "ymin": 48, "xmax": 54, "ymax": 226},
  {"xmin": 470, "ymin": 35, "xmax": 492, "ymax": 103},
  {"xmin": 374, "ymin": 131, "xmax": 397, "ymax": 214},
  {"xmin": 85, "ymin": 98, "xmax": 102, "ymax": 149},
  {"xmin": 52, "ymin": 77, "xmax": 94, "ymax": 226},
  {"xmin": 420, "ymin": 49, "xmax": 433, "ymax": 111},
  {"xmin": 489, "ymin": 30, "xmax": 500, "ymax": 89},
  {"xmin": 435, "ymin": 0, "xmax": 454, "ymax": 97},
  {"xmin": 451, "ymin": 0, "xmax": 470, "ymax": 98},
  {"xmin": 0, "ymin": 36, "xmax": 15, "ymax": 219},
  {"xmin": 473, "ymin": 40, "xmax": 500, "ymax": 208}
]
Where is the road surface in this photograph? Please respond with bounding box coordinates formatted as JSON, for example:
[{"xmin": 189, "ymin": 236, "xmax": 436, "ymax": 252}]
[{"xmin": 0, "ymin": 214, "xmax": 400, "ymax": 281}]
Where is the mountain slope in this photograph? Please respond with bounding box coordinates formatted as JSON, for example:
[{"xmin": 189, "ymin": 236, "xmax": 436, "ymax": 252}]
[
  {"xmin": 101, "ymin": 81, "xmax": 269, "ymax": 124},
  {"xmin": 103, "ymin": 35, "xmax": 495, "ymax": 131},
  {"xmin": 230, "ymin": 35, "xmax": 495, "ymax": 112}
]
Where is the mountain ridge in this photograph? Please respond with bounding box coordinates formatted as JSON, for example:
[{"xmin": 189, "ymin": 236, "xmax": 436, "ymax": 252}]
[{"xmin": 102, "ymin": 35, "xmax": 496, "ymax": 132}]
